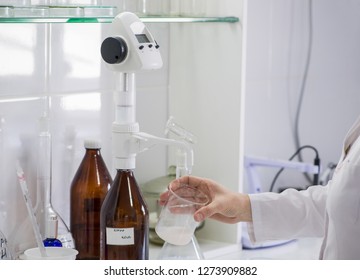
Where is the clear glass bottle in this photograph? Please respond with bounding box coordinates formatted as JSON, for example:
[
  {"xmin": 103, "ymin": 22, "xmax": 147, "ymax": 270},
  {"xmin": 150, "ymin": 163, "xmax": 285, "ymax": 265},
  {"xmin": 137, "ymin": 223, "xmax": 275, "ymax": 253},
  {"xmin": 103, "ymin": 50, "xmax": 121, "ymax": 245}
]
[
  {"xmin": 70, "ymin": 140, "xmax": 112, "ymax": 260},
  {"xmin": 43, "ymin": 214, "xmax": 63, "ymax": 247},
  {"xmin": 100, "ymin": 169, "xmax": 149, "ymax": 260}
]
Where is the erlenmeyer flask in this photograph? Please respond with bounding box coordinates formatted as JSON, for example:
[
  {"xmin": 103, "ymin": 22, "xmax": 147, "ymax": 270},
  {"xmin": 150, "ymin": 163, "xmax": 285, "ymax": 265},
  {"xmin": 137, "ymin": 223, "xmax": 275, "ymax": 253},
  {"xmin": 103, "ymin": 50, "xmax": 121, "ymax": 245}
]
[
  {"xmin": 158, "ymin": 117, "xmax": 204, "ymax": 259},
  {"xmin": 158, "ymin": 236, "xmax": 204, "ymax": 260}
]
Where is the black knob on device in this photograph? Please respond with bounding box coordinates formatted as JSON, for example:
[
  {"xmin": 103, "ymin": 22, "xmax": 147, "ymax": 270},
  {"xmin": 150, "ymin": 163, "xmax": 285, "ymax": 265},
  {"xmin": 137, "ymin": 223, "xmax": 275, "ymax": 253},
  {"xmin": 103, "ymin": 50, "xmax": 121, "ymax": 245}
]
[{"xmin": 101, "ymin": 37, "xmax": 128, "ymax": 64}]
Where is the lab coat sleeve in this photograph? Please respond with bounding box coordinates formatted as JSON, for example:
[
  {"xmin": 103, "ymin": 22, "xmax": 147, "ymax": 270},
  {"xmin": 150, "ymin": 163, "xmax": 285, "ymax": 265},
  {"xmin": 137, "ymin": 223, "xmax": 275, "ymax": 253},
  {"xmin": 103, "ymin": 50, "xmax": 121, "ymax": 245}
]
[{"xmin": 247, "ymin": 184, "xmax": 328, "ymax": 243}]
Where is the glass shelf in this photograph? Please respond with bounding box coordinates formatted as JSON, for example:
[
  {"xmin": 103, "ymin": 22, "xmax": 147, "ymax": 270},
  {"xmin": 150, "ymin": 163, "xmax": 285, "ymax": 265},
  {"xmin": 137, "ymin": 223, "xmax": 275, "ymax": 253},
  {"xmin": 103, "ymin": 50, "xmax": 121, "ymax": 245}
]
[
  {"xmin": 0, "ymin": 5, "xmax": 239, "ymax": 24},
  {"xmin": 141, "ymin": 16, "xmax": 239, "ymax": 24}
]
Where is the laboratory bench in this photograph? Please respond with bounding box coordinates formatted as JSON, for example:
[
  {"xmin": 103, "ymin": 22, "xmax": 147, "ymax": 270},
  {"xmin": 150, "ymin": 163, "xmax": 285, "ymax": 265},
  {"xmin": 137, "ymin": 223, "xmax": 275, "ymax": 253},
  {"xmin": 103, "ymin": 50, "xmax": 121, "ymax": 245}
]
[
  {"xmin": 149, "ymin": 238, "xmax": 323, "ymax": 260},
  {"xmin": 14, "ymin": 237, "xmax": 321, "ymax": 260}
]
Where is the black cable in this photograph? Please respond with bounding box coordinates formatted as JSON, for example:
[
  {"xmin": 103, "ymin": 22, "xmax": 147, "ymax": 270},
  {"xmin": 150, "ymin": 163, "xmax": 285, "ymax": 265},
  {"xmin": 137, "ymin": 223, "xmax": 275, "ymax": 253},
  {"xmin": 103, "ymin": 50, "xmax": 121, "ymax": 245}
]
[
  {"xmin": 269, "ymin": 145, "xmax": 320, "ymax": 192},
  {"xmin": 293, "ymin": 0, "xmax": 314, "ymax": 184}
]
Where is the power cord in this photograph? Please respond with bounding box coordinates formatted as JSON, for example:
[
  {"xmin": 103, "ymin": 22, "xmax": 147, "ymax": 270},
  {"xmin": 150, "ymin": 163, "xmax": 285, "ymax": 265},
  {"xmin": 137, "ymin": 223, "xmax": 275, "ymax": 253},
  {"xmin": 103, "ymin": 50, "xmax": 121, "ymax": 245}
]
[
  {"xmin": 269, "ymin": 145, "xmax": 320, "ymax": 192},
  {"xmin": 293, "ymin": 0, "xmax": 314, "ymax": 184}
]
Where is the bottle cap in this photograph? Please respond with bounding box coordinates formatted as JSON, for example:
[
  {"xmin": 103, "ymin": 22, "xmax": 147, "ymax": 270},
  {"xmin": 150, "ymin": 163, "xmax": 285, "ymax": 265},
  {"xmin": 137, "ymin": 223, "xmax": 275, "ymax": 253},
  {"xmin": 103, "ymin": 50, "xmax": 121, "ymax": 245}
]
[{"xmin": 84, "ymin": 139, "xmax": 101, "ymax": 149}]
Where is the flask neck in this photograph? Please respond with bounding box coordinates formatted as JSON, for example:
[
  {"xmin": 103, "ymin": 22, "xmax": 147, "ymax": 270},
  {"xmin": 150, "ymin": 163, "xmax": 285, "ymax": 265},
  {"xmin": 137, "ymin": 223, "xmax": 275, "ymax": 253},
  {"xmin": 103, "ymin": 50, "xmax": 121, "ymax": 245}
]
[
  {"xmin": 84, "ymin": 148, "xmax": 103, "ymax": 163},
  {"xmin": 115, "ymin": 168, "xmax": 135, "ymax": 178},
  {"xmin": 113, "ymin": 169, "xmax": 140, "ymax": 192},
  {"xmin": 117, "ymin": 168, "xmax": 134, "ymax": 172},
  {"xmin": 85, "ymin": 148, "xmax": 101, "ymax": 155}
]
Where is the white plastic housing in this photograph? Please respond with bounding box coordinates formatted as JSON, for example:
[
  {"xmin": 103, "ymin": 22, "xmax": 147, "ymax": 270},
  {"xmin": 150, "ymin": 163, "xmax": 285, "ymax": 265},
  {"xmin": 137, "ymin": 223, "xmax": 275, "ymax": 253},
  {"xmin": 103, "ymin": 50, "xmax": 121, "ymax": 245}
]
[{"xmin": 104, "ymin": 12, "xmax": 163, "ymax": 72}]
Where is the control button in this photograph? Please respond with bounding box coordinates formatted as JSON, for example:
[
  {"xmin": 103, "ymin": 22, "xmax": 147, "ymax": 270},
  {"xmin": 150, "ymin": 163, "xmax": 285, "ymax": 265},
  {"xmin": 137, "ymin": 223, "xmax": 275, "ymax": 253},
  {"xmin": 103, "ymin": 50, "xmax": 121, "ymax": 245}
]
[
  {"xmin": 139, "ymin": 45, "xmax": 144, "ymax": 50},
  {"xmin": 148, "ymin": 44, "xmax": 153, "ymax": 48},
  {"xmin": 155, "ymin": 40, "xmax": 160, "ymax": 49}
]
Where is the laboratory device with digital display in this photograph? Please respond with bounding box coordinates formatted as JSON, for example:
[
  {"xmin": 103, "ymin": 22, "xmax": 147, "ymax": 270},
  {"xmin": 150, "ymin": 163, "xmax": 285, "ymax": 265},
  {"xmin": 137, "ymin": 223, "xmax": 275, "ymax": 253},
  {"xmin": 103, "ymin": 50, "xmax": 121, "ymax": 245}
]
[{"xmin": 100, "ymin": 12, "xmax": 195, "ymax": 260}]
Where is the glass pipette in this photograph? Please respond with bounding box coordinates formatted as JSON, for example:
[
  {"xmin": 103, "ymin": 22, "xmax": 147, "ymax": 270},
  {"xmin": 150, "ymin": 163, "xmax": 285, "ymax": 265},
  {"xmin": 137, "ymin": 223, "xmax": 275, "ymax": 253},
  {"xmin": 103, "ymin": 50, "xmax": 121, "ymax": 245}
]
[{"xmin": 16, "ymin": 162, "xmax": 47, "ymax": 258}]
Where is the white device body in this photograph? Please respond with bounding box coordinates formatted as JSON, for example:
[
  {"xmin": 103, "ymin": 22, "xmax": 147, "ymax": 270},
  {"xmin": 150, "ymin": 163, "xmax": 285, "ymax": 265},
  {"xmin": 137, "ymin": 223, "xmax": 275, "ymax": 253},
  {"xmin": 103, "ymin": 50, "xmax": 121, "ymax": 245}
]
[
  {"xmin": 105, "ymin": 12, "xmax": 163, "ymax": 72},
  {"xmin": 101, "ymin": 12, "xmax": 193, "ymax": 172}
]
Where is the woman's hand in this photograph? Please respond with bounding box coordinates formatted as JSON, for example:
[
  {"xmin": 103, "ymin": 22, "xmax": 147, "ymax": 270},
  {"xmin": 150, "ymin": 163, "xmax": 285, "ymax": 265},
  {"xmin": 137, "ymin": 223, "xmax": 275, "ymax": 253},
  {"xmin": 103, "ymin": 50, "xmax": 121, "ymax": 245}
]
[{"xmin": 159, "ymin": 175, "xmax": 252, "ymax": 224}]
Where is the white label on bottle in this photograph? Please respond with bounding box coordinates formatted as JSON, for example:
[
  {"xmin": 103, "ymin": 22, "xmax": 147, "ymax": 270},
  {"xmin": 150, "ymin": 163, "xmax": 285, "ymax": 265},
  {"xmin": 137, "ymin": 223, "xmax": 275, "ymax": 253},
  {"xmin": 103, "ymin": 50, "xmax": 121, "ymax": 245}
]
[{"xmin": 106, "ymin": 227, "xmax": 134, "ymax": 245}]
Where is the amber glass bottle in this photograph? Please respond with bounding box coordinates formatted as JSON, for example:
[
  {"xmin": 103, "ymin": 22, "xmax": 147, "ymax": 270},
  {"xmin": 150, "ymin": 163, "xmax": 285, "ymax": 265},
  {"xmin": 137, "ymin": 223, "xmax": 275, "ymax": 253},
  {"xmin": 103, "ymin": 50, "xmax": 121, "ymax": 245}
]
[
  {"xmin": 100, "ymin": 169, "xmax": 149, "ymax": 260},
  {"xmin": 70, "ymin": 140, "xmax": 112, "ymax": 260}
]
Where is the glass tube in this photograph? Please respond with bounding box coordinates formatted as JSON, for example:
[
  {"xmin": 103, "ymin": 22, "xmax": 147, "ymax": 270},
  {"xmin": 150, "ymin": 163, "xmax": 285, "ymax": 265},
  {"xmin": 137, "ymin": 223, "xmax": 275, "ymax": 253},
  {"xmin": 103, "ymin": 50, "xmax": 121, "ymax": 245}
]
[
  {"xmin": 165, "ymin": 116, "xmax": 197, "ymax": 144},
  {"xmin": 35, "ymin": 116, "xmax": 75, "ymax": 248}
]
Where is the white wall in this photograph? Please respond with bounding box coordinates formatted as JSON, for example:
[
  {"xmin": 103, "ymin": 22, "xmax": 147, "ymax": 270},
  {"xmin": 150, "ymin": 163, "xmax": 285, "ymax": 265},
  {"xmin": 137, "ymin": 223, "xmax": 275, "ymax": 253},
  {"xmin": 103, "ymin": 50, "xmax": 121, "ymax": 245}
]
[{"xmin": 244, "ymin": 0, "xmax": 360, "ymax": 192}]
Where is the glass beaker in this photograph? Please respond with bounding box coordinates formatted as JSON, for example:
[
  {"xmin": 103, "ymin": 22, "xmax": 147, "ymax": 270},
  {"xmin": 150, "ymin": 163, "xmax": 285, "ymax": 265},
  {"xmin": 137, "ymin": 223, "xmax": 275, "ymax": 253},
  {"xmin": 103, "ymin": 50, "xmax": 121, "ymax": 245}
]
[{"xmin": 155, "ymin": 183, "xmax": 208, "ymax": 246}]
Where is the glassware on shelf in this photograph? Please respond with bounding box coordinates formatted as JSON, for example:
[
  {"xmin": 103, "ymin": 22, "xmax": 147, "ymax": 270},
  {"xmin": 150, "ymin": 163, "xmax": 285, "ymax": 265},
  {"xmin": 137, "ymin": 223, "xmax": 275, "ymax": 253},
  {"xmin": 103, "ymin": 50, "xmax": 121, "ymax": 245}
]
[
  {"xmin": 13, "ymin": 6, "xmax": 49, "ymax": 17},
  {"xmin": 0, "ymin": 4, "xmax": 238, "ymax": 23},
  {"xmin": 138, "ymin": 0, "xmax": 163, "ymax": 16},
  {"xmin": 50, "ymin": 0, "xmax": 102, "ymax": 5},
  {"xmin": 0, "ymin": 6, "xmax": 14, "ymax": 17},
  {"xmin": 123, "ymin": 0, "xmax": 138, "ymax": 13},
  {"xmin": 0, "ymin": 2, "xmax": 117, "ymax": 21},
  {"xmin": 180, "ymin": 0, "xmax": 206, "ymax": 17},
  {"xmin": 84, "ymin": 5, "xmax": 116, "ymax": 17},
  {"xmin": 49, "ymin": 6, "xmax": 85, "ymax": 17},
  {"xmin": 0, "ymin": 0, "xmax": 31, "ymax": 5},
  {"xmin": 205, "ymin": 0, "xmax": 228, "ymax": 17},
  {"xmin": 168, "ymin": 0, "xmax": 180, "ymax": 16}
]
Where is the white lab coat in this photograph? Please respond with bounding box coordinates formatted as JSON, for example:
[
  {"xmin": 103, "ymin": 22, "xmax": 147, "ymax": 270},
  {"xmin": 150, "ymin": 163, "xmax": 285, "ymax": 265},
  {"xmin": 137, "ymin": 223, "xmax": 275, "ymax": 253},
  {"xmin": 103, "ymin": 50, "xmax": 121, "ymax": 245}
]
[{"xmin": 248, "ymin": 115, "xmax": 360, "ymax": 259}]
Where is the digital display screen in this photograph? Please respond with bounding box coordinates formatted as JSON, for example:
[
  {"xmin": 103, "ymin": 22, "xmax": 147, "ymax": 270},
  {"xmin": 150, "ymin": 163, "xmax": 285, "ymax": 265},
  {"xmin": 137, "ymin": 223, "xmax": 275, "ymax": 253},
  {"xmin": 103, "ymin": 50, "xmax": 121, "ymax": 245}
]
[{"xmin": 135, "ymin": 34, "xmax": 150, "ymax": 43}]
